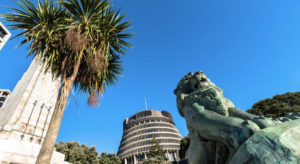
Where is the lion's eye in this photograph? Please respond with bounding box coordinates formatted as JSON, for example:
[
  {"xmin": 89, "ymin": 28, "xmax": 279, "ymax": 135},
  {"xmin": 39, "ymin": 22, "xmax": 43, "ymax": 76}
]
[{"xmin": 200, "ymin": 78, "xmax": 207, "ymax": 82}]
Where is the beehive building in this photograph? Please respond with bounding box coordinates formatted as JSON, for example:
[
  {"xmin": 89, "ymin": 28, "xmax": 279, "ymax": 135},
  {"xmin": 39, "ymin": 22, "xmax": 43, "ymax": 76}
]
[{"xmin": 117, "ymin": 110, "xmax": 182, "ymax": 164}]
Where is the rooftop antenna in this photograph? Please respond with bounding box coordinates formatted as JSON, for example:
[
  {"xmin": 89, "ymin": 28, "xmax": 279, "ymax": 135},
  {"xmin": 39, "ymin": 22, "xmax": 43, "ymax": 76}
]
[{"xmin": 144, "ymin": 98, "xmax": 148, "ymax": 110}]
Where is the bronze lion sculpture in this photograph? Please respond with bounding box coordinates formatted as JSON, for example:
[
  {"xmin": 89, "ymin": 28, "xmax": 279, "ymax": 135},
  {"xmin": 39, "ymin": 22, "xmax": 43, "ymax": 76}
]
[{"xmin": 174, "ymin": 71, "xmax": 300, "ymax": 164}]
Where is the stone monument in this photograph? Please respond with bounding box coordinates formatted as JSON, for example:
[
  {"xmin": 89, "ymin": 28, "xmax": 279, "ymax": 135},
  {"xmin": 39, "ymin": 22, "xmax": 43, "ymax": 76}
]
[
  {"xmin": 0, "ymin": 58, "xmax": 69, "ymax": 164},
  {"xmin": 174, "ymin": 71, "xmax": 300, "ymax": 164}
]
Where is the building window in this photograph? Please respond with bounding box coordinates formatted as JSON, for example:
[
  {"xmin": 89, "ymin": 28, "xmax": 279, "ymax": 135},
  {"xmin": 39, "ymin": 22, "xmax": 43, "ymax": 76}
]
[
  {"xmin": 0, "ymin": 26, "xmax": 7, "ymax": 38},
  {"xmin": 0, "ymin": 90, "xmax": 10, "ymax": 111}
]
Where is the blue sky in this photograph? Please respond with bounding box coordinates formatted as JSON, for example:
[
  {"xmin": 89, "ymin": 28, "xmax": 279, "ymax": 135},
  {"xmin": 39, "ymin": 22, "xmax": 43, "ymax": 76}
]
[{"xmin": 1, "ymin": 0, "xmax": 300, "ymax": 153}]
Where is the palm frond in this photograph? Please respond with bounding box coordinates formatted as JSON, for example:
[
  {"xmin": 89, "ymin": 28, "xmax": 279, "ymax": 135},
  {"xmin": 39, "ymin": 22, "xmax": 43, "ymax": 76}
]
[{"xmin": 3, "ymin": 0, "xmax": 133, "ymax": 107}]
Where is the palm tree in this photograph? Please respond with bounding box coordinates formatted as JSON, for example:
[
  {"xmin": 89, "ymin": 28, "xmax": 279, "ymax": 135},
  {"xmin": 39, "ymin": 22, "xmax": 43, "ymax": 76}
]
[{"xmin": 2, "ymin": 0, "xmax": 133, "ymax": 163}]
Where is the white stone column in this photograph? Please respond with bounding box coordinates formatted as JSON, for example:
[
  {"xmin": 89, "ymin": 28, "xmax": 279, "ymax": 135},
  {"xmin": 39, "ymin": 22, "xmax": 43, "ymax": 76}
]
[
  {"xmin": 144, "ymin": 152, "xmax": 147, "ymax": 159},
  {"xmin": 133, "ymin": 155, "xmax": 137, "ymax": 164},
  {"xmin": 124, "ymin": 158, "xmax": 127, "ymax": 164}
]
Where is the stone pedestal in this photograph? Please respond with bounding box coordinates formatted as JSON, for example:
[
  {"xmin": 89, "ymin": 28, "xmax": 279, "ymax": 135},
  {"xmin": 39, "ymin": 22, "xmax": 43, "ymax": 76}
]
[{"xmin": 0, "ymin": 139, "xmax": 68, "ymax": 164}]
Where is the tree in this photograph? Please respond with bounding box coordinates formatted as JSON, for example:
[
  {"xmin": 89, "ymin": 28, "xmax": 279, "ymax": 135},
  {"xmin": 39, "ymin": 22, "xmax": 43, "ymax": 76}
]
[
  {"xmin": 98, "ymin": 153, "xmax": 121, "ymax": 164},
  {"xmin": 138, "ymin": 156, "xmax": 171, "ymax": 164},
  {"xmin": 2, "ymin": 0, "xmax": 132, "ymax": 163},
  {"xmin": 138, "ymin": 138, "xmax": 170, "ymax": 164},
  {"xmin": 246, "ymin": 92, "xmax": 300, "ymax": 117},
  {"xmin": 179, "ymin": 136, "xmax": 190, "ymax": 160},
  {"xmin": 148, "ymin": 138, "xmax": 168, "ymax": 160},
  {"xmin": 55, "ymin": 141, "xmax": 99, "ymax": 164},
  {"xmin": 55, "ymin": 141, "xmax": 121, "ymax": 164}
]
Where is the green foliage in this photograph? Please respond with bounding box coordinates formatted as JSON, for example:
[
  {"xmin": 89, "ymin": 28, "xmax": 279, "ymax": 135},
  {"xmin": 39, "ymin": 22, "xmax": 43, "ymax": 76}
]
[
  {"xmin": 98, "ymin": 153, "xmax": 121, "ymax": 164},
  {"xmin": 55, "ymin": 141, "xmax": 121, "ymax": 164},
  {"xmin": 179, "ymin": 137, "xmax": 190, "ymax": 160},
  {"xmin": 138, "ymin": 138, "xmax": 169, "ymax": 164},
  {"xmin": 3, "ymin": 0, "xmax": 132, "ymax": 162},
  {"xmin": 246, "ymin": 92, "xmax": 300, "ymax": 117},
  {"xmin": 2, "ymin": 0, "xmax": 133, "ymax": 106},
  {"xmin": 147, "ymin": 138, "xmax": 168, "ymax": 160},
  {"xmin": 138, "ymin": 156, "xmax": 171, "ymax": 164},
  {"xmin": 55, "ymin": 141, "xmax": 99, "ymax": 164}
]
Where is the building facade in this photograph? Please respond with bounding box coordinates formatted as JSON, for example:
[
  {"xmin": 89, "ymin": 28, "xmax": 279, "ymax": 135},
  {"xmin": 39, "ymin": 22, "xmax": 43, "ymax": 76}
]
[
  {"xmin": 117, "ymin": 110, "xmax": 182, "ymax": 164},
  {"xmin": 0, "ymin": 90, "xmax": 11, "ymax": 111},
  {"xmin": 0, "ymin": 22, "xmax": 11, "ymax": 50},
  {"xmin": 0, "ymin": 58, "xmax": 68, "ymax": 164}
]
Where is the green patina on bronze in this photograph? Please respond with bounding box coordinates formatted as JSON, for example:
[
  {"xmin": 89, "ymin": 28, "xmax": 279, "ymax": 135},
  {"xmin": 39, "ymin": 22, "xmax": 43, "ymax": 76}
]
[{"xmin": 174, "ymin": 71, "xmax": 300, "ymax": 164}]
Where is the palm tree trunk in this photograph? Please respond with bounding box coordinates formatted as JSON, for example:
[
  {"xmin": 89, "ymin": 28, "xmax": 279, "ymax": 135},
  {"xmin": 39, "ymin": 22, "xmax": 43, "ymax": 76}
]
[
  {"xmin": 36, "ymin": 52, "xmax": 83, "ymax": 164},
  {"xmin": 35, "ymin": 79, "xmax": 72, "ymax": 164}
]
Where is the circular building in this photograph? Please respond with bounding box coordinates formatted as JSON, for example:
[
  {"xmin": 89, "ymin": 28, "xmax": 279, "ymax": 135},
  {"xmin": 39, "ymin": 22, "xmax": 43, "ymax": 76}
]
[{"xmin": 117, "ymin": 110, "xmax": 182, "ymax": 164}]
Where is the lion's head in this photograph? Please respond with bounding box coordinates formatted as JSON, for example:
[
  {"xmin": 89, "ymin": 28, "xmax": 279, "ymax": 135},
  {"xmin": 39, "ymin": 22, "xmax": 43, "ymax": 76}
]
[{"xmin": 174, "ymin": 71, "xmax": 234, "ymax": 117}]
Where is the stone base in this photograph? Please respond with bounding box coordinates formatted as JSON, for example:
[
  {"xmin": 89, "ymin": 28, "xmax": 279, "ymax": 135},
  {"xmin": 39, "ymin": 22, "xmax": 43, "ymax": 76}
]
[{"xmin": 0, "ymin": 139, "xmax": 69, "ymax": 164}]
